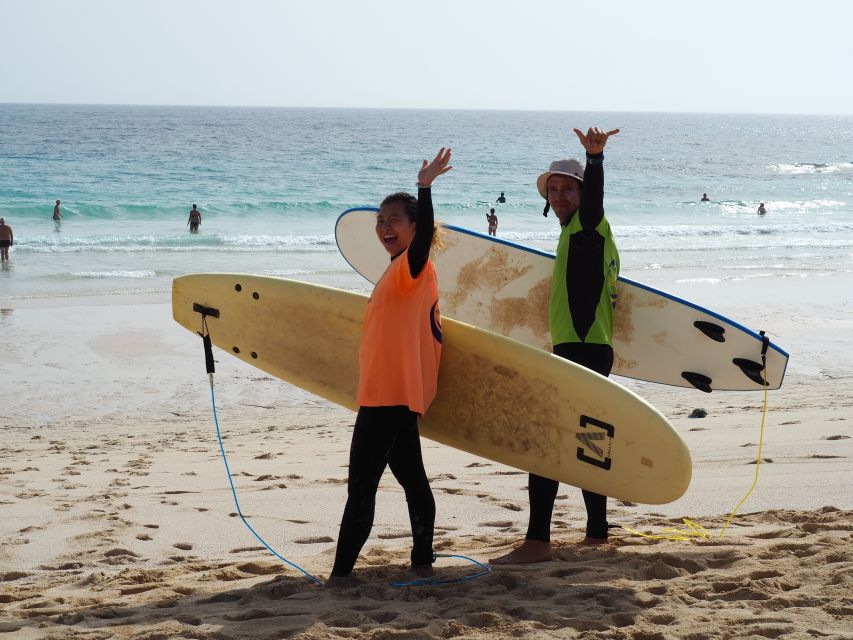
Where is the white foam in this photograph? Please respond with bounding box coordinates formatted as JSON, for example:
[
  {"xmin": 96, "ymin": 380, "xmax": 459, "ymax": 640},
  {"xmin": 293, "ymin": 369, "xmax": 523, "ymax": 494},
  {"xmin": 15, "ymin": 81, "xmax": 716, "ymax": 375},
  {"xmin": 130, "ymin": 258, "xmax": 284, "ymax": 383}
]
[
  {"xmin": 69, "ymin": 270, "xmax": 157, "ymax": 279},
  {"xmin": 772, "ymin": 162, "xmax": 853, "ymax": 175}
]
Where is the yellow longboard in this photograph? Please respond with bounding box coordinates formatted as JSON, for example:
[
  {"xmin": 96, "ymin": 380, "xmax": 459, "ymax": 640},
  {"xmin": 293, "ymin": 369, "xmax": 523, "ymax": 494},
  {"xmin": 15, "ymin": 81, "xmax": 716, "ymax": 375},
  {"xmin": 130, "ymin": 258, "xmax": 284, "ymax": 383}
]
[{"xmin": 172, "ymin": 274, "xmax": 691, "ymax": 504}]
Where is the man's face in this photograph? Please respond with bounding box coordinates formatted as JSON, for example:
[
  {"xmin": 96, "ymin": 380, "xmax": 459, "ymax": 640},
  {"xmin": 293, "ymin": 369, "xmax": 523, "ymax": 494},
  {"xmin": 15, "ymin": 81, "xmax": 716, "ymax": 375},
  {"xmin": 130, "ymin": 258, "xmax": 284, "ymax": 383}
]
[{"xmin": 547, "ymin": 174, "xmax": 582, "ymax": 225}]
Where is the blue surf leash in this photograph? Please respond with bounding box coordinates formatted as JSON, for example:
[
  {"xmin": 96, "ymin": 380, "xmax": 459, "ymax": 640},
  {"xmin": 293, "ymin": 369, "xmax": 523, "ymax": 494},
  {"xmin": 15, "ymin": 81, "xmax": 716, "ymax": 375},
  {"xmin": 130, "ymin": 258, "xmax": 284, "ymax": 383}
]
[
  {"xmin": 390, "ymin": 553, "xmax": 491, "ymax": 588},
  {"xmin": 198, "ymin": 314, "xmax": 490, "ymax": 587},
  {"xmin": 208, "ymin": 374, "xmax": 323, "ymax": 585}
]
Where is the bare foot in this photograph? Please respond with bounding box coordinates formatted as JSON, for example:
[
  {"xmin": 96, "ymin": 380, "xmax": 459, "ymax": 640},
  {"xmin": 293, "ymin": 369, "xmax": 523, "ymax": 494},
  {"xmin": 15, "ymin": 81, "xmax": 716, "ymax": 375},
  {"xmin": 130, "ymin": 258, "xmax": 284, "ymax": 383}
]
[
  {"xmin": 489, "ymin": 540, "xmax": 552, "ymax": 565},
  {"xmin": 579, "ymin": 536, "xmax": 609, "ymax": 546}
]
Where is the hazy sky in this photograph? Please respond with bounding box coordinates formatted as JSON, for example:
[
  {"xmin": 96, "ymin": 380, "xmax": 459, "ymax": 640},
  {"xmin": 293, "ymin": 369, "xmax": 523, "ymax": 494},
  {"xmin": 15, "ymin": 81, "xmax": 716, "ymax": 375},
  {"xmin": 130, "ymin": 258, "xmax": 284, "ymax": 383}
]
[{"xmin": 1, "ymin": 0, "xmax": 851, "ymax": 114}]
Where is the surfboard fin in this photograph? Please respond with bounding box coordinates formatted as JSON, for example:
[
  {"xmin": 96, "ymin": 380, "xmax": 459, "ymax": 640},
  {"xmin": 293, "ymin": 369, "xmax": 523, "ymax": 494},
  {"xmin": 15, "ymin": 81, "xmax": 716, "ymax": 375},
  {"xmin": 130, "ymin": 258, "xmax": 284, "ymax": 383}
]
[
  {"xmin": 732, "ymin": 358, "xmax": 768, "ymax": 386},
  {"xmin": 681, "ymin": 371, "xmax": 713, "ymax": 393},
  {"xmin": 694, "ymin": 321, "xmax": 726, "ymax": 343}
]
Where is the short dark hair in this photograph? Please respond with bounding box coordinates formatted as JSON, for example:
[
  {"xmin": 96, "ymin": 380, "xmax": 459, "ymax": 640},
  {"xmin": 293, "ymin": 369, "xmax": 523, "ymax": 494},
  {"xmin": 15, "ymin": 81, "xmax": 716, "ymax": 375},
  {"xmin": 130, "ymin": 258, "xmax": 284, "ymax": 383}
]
[
  {"xmin": 380, "ymin": 192, "xmax": 418, "ymax": 221},
  {"xmin": 192, "ymin": 204, "xmax": 197, "ymax": 208}
]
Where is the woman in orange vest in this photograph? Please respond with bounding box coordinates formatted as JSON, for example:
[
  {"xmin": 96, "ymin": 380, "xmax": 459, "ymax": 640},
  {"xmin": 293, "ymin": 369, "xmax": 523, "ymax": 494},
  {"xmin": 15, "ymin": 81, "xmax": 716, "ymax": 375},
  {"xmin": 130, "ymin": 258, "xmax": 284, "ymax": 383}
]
[{"xmin": 330, "ymin": 148, "xmax": 452, "ymax": 581}]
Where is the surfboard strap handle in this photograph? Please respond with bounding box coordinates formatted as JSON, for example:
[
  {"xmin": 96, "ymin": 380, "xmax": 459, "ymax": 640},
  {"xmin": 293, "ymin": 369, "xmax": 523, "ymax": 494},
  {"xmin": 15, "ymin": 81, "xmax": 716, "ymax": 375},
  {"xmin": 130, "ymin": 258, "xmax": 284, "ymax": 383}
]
[
  {"xmin": 193, "ymin": 302, "xmax": 220, "ymax": 318},
  {"xmin": 759, "ymin": 330, "xmax": 770, "ymax": 356},
  {"xmin": 203, "ymin": 334, "xmax": 215, "ymax": 375},
  {"xmin": 192, "ymin": 304, "xmax": 221, "ymax": 375}
]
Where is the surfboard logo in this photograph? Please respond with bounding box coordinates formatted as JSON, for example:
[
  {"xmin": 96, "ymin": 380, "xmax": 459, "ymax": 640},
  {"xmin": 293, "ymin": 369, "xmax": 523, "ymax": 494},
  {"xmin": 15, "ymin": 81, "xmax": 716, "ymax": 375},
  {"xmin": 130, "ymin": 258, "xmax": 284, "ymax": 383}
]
[
  {"xmin": 430, "ymin": 301, "xmax": 443, "ymax": 344},
  {"xmin": 576, "ymin": 415, "xmax": 614, "ymax": 470}
]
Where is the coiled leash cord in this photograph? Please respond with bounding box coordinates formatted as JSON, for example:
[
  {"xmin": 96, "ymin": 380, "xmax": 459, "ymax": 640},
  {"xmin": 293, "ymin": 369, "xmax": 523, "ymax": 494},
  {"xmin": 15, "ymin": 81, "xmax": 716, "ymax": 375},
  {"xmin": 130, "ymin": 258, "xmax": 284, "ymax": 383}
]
[
  {"xmin": 198, "ymin": 316, "xmax": 490, "ymax": 587},
  {"xmin": 622, "ymin": 337, "xmax": 771, "ymax": 542},
  {"xmin": 391, "ymin": 553, "xmax": 491, "ymax": 588}
]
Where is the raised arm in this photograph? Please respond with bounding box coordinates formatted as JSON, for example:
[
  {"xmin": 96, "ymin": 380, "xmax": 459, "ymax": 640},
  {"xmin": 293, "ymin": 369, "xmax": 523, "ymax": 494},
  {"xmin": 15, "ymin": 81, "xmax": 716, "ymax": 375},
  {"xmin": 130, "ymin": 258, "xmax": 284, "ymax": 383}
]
[
  {"xmin": 574, "ymin": 127, "xmax": 619, "ymax": 232},
  {"xmin": 408, "ymin": 147, "xmax": 452, "ymax": 278}
]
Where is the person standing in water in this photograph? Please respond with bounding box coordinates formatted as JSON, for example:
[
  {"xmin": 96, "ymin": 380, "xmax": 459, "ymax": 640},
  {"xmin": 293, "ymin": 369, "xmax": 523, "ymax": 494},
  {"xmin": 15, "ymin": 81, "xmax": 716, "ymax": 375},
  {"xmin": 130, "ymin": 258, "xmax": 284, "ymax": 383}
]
[
  {"xmin": 0, "ymin": 218, "xmax": 13, "ymax": 260},
  {"xmin": 701, "ymin": 193, "xmax": 710, "ymax": 202},
  {"xmin": 486, "ymin": 208, "xmax": 498, "ymax": 236},
  {"xmin": 757, "ymin": 202, "xmax": 767, "ymax": 215},
  {"xmin": 187, "ymin": 204, "xmax": 202, "ymax": 232},
  {"xmin": 496, "ymin": 192, "xmax": 507, "ymax": 204},
  {"xmin": 491, "ymin": 126, "xmax": 621, "ymax": 565},
  {"xmin": 53, "ymin": 200, "xmax": 62, "ymax": 221},
  {"xmin": 329, "ymin": 148, "xmax": 452, "ymax": 582}
]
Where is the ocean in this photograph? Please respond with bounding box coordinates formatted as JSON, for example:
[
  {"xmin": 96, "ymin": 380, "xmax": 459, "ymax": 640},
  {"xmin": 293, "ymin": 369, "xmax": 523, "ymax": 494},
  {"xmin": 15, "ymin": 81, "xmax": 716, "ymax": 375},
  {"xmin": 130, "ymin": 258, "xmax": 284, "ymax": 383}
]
[{"xmin": 1, "ymin": 104, "xmax": 852, "ymax": 303}]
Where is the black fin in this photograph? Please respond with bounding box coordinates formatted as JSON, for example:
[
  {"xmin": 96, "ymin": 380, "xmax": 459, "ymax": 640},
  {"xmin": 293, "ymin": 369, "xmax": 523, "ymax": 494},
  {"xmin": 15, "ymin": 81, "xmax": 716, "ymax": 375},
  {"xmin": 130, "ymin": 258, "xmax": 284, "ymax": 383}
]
[
  {"xmin": 694, "ymin": 320, "xmax": 726, "ymax": 343},
  {"xmin": 681, "ymin": 371, "xmax": 713, "ymax": 393},
  {"xmin": 733, "ymin": 358, "xmax": 768, "ymax": 386}
]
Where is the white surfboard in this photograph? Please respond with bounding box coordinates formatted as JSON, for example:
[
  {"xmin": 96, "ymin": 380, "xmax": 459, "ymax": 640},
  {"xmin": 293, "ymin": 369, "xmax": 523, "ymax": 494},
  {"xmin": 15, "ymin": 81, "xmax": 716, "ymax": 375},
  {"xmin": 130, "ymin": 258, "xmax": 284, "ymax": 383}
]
[
  {"xmin": 173, "ymin": 274, "xmax": 691, "ymax": 504},
  {"xmin": 336, "ymin": 207, "xmax": 789, "ymax": 392}
]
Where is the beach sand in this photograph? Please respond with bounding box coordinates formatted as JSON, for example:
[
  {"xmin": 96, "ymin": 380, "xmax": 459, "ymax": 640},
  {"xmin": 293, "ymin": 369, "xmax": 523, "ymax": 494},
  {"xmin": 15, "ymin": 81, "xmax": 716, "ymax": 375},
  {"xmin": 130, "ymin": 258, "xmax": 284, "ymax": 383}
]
[{"xmin": 1, "ymin": 283, "xmax": 852, "ymax": 639}]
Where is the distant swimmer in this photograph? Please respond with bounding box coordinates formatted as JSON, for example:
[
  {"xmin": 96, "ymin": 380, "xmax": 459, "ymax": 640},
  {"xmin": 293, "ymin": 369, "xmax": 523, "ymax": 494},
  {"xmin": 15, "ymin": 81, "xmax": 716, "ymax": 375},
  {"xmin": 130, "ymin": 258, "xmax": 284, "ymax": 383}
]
[
  {"xmin": 486, "ymin": 208, "xmax": 498, "ymax": 236},
  {"xmin": 0, "ymin": 218, "xmax": 13, "ymax": 260},
  {"xmin": 53, "ymin": 199, "xmax": 62, "ymax": 220},
  {"xmin": 757, "ymin": 203, "xmax": 767, "ymax": 215},
  {"xmin": 701, "ymin": 193, "xmax": 710, "ymax": 202},
  {"xmin": 496, "ymin": 192, "xmax": 506, "ymax": 204},
  {"xmin": 187, "ymin": 204, "xmax": 202, "ymax": 232}
]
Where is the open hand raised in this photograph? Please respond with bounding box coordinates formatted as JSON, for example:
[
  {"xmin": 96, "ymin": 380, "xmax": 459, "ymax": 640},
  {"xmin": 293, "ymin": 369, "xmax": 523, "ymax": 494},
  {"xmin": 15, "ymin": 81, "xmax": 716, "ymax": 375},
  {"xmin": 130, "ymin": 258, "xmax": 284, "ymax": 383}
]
[{"xmin": 418, "ymin": 147, "xmax": 453, "ymax": 187}]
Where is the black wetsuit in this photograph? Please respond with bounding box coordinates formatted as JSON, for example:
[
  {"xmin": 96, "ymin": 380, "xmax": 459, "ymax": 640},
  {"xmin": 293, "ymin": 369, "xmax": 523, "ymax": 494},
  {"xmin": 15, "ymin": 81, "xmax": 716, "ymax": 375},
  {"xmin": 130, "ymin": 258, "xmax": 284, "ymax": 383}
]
[
  {"xmin": 528, "ymin": 153, "xmax": 614, "ymax": 543},
  {"xmin": 331, "ymin": 187, "xmax": 437, "ymax": 577}
]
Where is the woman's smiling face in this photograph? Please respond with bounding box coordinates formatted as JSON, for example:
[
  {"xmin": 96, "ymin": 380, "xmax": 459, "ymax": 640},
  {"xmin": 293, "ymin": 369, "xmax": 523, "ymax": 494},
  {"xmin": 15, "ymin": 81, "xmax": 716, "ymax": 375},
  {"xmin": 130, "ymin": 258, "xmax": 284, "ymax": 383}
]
[{"xmin": 375, "ymin": 202, "xmax": 416, "ymax": 256}]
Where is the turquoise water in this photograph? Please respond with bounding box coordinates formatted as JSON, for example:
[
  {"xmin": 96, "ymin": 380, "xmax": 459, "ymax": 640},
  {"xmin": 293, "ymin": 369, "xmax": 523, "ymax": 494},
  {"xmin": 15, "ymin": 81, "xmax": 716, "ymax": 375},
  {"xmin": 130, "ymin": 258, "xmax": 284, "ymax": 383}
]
[{"xmin": 1, "ymin": 104, "xmax": 852, "ymax": 301}]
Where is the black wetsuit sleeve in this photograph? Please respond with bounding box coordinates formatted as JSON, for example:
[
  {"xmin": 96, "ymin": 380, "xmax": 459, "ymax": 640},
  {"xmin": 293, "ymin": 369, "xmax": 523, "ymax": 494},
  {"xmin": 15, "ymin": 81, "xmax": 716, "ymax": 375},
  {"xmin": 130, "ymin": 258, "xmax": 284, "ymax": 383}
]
[
  {"xmin": 563, "ymin": 153, "xmax": 606, "ymax": 343},
  {"xmin": 407, "ymin": 186, "xmax": 435, "ymax": 279},
  {"xmin": 578, "ymin": 152, "xmax": 604, "ymax": 232}
]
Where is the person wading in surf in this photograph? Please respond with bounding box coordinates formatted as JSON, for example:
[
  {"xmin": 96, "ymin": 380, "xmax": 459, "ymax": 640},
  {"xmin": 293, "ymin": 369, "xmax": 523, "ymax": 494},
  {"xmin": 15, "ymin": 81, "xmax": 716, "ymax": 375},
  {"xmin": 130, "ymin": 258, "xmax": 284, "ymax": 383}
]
[
  {"xmin": 491, "ymin": 127, "xmax": 621, "ymax": 565},
  {"xmin": 0, "ymin": 218, "xmax": 13, "ymax": 260},
  {"xmin": 329, "ymin": 148, "xmax": 452, "ymax": 583},
  {"xmin": 187, "ymin": 204, "xmax": 202, "ymax": 232}
]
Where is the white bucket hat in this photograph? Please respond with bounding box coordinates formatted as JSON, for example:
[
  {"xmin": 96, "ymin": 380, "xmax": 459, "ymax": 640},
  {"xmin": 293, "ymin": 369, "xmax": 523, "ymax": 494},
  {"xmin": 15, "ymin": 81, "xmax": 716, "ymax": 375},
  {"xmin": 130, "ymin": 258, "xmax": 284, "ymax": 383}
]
[{"xmin": 536, "ymin": 158, "xmax": 584, "ymax": 199}]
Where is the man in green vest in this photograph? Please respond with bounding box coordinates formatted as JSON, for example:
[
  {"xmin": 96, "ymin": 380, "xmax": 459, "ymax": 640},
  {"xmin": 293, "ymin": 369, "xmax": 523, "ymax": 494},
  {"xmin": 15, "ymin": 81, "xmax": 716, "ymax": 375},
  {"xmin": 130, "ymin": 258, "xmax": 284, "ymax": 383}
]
[{"xmin": 492, "ymin": 126, "xmax": 620, "ymax": 565}]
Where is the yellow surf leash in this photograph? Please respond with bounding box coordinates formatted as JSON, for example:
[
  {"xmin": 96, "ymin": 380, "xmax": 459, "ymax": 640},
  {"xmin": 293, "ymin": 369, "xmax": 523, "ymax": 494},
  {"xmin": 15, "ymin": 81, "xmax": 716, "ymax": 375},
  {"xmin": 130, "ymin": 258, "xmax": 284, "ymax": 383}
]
[{"xmin": 623, "ymin": 345, "xmax": 770, "ymax": 542}]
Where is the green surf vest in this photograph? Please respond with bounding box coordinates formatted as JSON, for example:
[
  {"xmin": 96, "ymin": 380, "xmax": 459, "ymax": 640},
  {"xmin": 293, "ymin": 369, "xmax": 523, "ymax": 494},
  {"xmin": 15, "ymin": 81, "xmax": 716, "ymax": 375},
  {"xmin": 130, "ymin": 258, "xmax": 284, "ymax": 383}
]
[{"xmin": 549, "ymin": 212, "xmax": 620, "ymax": 345}]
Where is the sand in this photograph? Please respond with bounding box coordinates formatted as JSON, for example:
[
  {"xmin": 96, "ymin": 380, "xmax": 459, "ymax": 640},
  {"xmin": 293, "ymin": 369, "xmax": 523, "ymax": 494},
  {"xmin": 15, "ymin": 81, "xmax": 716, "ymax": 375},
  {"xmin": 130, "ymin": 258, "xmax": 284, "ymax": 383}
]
[{"xmin": 1, "ymin": 285, "xmax": 852, "ymax": 639}]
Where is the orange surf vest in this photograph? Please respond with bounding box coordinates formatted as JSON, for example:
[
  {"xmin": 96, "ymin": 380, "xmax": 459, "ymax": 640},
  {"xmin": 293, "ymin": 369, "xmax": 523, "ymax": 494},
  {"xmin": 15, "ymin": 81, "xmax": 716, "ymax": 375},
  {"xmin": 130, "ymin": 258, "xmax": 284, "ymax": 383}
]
[{"xmin": 357, "ymin": 249, "xmax": 442, "ymax": 416}]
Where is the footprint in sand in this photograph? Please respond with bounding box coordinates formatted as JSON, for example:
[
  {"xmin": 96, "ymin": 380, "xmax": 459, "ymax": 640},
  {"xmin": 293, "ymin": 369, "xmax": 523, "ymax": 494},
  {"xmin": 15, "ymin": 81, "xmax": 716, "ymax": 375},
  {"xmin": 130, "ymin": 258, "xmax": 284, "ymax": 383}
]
[
  {"xmin": 173, "ymin": 542, "xmax": 193, "ymax": 550},
  {"xmin": 498, "ymin": 502, "xmax": 522, "ymax": 511},
  {"xmin": 229, "ymin": 546, "xmax": 266, "ymax": 554},
  {"xmin": 136, "ymin": 534, "xmax": 153, "ymax": 541},
  {"xmin": 294, "ymin": 536, "xmax": 334, "ymax": 544},
  {"xmin": 378, "ymin": 531, "xmax": 410, "ymax": 540}
]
